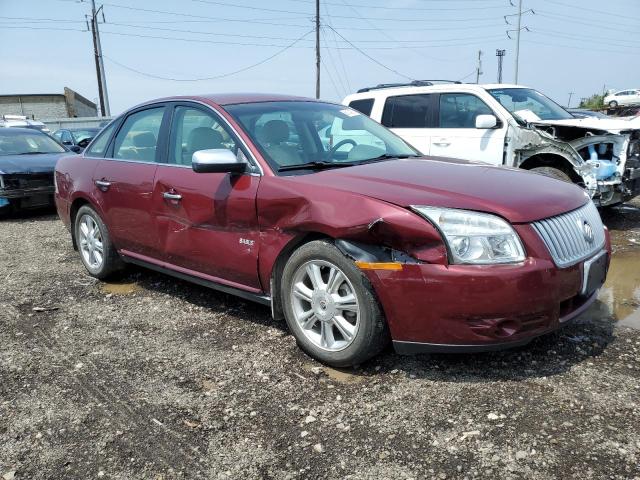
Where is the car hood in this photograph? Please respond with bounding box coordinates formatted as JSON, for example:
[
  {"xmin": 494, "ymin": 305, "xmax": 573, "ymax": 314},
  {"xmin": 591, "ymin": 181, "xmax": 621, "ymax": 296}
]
[
  {"xmin": 290, "ymin": 158, "xmax": 589, "ymax": 224},
  {"xmin": 534, "ymin": 117, "xmax": 638, "ymax": 133},
  {"xmin": 0, "ymin": 152, "xmax": 68, "ymax": 175}
]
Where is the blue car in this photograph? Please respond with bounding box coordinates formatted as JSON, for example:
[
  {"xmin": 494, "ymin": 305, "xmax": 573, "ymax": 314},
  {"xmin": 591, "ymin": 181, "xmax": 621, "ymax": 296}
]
[{"xmin": 0, "ymin": 128, "xmax": 73, "ymax": 215}]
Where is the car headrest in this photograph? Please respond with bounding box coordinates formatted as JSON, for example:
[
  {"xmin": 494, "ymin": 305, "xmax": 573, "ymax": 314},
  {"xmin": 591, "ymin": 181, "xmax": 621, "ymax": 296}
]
[
  {"xmin": 188, "ymin": 127, "xmax": 223, "ymax": 152},
  {"xmin": 262, "ymin": 120, "xmax": 289, "ymax": 144},
  {"xmin": 132, "ymin": 131, "xmax": 157, "ymax": 148}
]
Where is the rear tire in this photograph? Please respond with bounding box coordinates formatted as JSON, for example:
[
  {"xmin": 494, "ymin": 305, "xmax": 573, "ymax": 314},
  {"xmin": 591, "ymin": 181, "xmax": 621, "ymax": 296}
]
[
  {"xmin": 74, "ymin": 205, "xmax": 124, "ymax": 279},
  {"xmin": 281, "ymin": 240, "xmax": 389, "ymax": 367},
  {"xmin": 530, "ymin": 166, "xmax": 573, "ymax": 183}
]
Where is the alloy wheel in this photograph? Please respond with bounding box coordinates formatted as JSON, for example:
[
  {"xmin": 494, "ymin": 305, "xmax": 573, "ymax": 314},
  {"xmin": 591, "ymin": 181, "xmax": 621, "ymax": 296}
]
[
  {"xmin": 290, "ymin": 260, "xmax": 360, "ymax": 351},
  {"xmin": 78, "ymin": 214, "xmax": 104, "ymax": 270}
]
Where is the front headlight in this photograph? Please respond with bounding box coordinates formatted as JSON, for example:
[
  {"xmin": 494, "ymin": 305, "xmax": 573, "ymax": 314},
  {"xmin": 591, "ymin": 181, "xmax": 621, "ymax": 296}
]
[{"xmin": 412, "ymin": 206, "xmax": 526, "ymax": 264}]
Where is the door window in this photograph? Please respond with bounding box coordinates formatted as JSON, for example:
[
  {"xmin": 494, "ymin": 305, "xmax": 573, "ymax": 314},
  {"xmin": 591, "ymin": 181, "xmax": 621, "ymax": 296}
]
[
  {"xmin": 169, "ymin": 106, "xmax": 237, "ymax": 166},
  {"xmin": 60, "ymin": 130, "xmax": 73, "ymax": 144},
  {"xmin": 85, "ymin": 122, "xmax": 117, "ymax": 157},
  {"xmin": 348, "ymin": 98, "xmax": 374, "ymax": 116},
  {"xmin": 438, "ymin": 93, "xmax": 493, "ymax": 128},
  {"xmin": 112, "ymin": 107, "xmax": 165, "ymax": 162},
  {"xmin": 381, "ymin": 94, "xmax": 432, "ymax": 128}
]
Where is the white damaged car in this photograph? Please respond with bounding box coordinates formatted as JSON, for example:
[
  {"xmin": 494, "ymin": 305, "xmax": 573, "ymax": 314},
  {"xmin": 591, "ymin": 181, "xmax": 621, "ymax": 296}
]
[{"xmin": 343, "ymin": 83, "xmax": 640, "ymax": 207}]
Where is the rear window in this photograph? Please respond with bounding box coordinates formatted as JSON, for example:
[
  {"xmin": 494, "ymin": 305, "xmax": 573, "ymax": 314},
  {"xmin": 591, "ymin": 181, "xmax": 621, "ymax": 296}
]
[
  {"xmin": 348, "ymin": 98, "xmax": 374, "ymax": 116},
  {"xmin": 381, "ymin": 94, "xmax": 432, "ymax": 128}
]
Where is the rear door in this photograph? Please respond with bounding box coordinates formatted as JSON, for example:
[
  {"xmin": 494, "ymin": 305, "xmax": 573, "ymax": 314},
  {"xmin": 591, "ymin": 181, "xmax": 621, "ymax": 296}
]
[
  {"xmin": 151, "ymin": 103, "xmax": 262, "ymax": 290},
  {"xmin": 429, "ymin": 92, "xmax": 506, "ymax": 165},
  {"xmin": 92, "ymin": 105, "xmax": 168, "ymax": 258},
  {"xmin": 379, "ymin": 94, "xmax": 435, "ymax": 154}
]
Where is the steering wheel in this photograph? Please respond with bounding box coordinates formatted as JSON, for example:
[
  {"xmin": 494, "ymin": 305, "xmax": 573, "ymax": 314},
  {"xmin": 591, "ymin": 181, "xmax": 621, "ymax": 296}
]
[{"xmin": 325, "ymin": 139, "xmax": 357, "ymax": 160}]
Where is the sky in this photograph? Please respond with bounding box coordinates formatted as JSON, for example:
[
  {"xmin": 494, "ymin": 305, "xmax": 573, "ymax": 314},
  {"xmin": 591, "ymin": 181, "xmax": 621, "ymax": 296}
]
[{"xmin": 0, "ymin": 0, "xmax": 637, "ymax": 115}]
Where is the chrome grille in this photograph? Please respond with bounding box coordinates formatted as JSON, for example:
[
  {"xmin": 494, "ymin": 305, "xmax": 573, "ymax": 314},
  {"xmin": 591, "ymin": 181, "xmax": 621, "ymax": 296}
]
[{"xmin": 532, "ymin": 201, "xmax": 605, "ymax": 268}]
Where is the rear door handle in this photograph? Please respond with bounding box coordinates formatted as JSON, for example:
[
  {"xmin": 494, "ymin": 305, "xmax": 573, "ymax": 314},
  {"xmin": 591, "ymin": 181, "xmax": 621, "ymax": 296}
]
[
  {"xmin": 95, "ymin": 179, "xmax": 111, "ymax": 191},
  {"xmin": 163, "ymin": 191, "xmax": 182, "ymax": 201},
  {"xmin": 433, "ymin": 139, "xmax": 451, "ymax": 147}
]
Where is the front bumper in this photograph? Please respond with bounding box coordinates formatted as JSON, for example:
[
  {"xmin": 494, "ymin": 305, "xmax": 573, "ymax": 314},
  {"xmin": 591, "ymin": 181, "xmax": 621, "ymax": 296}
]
[{"xmin": 362, "ymin": 225, "xmax": 611, "ymax": 354}]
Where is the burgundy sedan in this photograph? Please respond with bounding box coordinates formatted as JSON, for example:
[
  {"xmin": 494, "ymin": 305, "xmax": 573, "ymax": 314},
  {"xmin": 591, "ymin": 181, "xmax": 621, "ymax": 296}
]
[{"xmin": 55, "ymin": 94, "xmax": 610, "ymax": 366}]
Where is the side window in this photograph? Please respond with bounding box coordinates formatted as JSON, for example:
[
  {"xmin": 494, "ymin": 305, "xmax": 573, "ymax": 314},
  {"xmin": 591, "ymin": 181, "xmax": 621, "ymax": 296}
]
[
  {"xmin": 53, "ymin": 131, "xmax": 63, "ymax": 140},
  {"xmin": 381, "ymin": 94, "xmax": 432, "ymax": 128},
  {"xmin": 170, "ymin": 106, "xmax": 237, "ymax": 166},
  {"xmin": 438, "ymin": 93, "xmax": 493, "ymax": 128},
  {"xmin": 60, "ymin": 131, "xmax": 73, "ymax": 144},
  {"xmin": 85, "ymin": 122, "xmax": 117, "ymax": 157},
  {"xmin": 348, "ymin": 98, "xmax": 374, "ymax": 116},
  {"xmin": 111, "ymin": 107, "xmax": 165, "ymax": 162}
]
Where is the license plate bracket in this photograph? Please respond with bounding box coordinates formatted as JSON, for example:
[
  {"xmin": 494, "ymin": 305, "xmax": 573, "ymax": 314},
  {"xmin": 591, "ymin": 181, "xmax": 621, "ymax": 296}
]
[{"xmin": 581, "ymin": 251, "xmax": 607, "ymax": 297}]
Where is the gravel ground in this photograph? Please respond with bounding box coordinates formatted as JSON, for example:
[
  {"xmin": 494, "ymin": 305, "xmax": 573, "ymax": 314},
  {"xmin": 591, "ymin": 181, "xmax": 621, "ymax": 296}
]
[{"xmin": 1, "ymin": 200, "xmax": 639, "ymax": 480}]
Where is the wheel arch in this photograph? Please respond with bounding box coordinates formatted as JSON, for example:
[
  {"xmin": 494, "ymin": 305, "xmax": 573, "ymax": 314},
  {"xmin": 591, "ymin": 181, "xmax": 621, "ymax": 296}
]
[
  {"xmin": 269, "ymin": 232, "xmax": 332, "ymax": 320},
  {"xmin": 69, "ymin": 196, "xmax": 97, "ymax": 250},
  {"xmin": 519, "ymin": 153, "xmax": 583, "ymax": 184}
]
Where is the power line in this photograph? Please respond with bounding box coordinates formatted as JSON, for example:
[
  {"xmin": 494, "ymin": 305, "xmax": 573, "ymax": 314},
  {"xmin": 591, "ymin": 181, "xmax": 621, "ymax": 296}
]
[
  {"xmin": 283, "ymin": 0, "xmax": 508, "ymax": 10},
  {"xmin": 325, "ymin": 25, "xmax": 414, "ymax": 80},
  {"xmin": 193, "ymin": 0, "xmax": 510, "ymax": 12},
  {"xmin": 103, "ymin": 29, "xmax": 314, "ymax": 82},
  {"xmin": 542, "ymin": 0, "xmax": 634, "ymax": 18}
]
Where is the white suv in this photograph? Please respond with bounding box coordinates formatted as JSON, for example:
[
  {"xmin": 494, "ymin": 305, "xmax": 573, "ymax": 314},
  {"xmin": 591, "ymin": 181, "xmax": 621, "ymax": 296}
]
[{"xmin": 342, "ymin": 81, "xmax": 640, "ymax": 207}]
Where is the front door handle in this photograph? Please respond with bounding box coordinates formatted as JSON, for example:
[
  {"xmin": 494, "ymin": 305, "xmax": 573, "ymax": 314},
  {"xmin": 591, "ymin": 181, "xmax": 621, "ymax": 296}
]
[
  {"xmin": 433, "ymin": 139, "xmax": 451, "ymax": 147},
  {"xmin": 95, "ymin": 179, "xmax": 111, "ymax": 191},
  {"xmin": 163, "ymin": 191, "xmax": 182, "ymax": 201}
]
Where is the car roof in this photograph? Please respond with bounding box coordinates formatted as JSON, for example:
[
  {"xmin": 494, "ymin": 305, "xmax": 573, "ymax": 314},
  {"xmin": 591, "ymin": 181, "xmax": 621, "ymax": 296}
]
[
  {"xmin": 345, "ymin": 83, "xmax": 527, "ymax": 99},
  {"xmin": 150, "ymin": 93, "xmax": 321, "ymax": 106},
  {"xmin": 0, "ymin": 127, "xmax": 47, "ymax": 134}
]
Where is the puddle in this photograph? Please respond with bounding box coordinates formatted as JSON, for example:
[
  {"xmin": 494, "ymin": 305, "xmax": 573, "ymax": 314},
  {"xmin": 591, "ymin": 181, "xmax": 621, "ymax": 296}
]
[
  {"xmin": 303, "ymin": 363, "xmax": 364, "ymax": 384},
  {"xmin": 588, "ymin": 251, "xmax": 640, "ymax": 329},
  {"xmin": 101, "ymin": 281, "xmax": 142, "ymax": 295}
]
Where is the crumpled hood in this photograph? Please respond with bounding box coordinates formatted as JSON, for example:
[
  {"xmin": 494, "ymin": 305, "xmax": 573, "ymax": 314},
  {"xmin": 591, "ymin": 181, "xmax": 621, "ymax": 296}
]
[
  {"xmin": 291, "ymin": 158, "xmax": 589, "ymax": 223},
  {"xmin": 534, "ymin": 117, "xmax": 638, "ymax": 133},
  {"xmin": 0, "ymin": 152, "xmax": 68, "ymax": 175}
]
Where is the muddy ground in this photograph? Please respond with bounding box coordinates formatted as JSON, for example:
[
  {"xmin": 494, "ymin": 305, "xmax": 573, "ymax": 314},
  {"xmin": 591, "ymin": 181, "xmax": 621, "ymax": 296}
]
[{"xmin": 1, "ymin": 200, "xmax": 639, "ymax": 480}]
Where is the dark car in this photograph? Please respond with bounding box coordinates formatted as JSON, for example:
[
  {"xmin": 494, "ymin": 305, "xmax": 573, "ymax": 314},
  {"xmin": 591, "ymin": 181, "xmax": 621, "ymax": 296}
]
[
  {"xmin": 54, "ymin": 94, "xmax": 611, "ymax": 367},
  {"xmin": 0, "ymin": 127, "xmax": 72, "ymax": 215},
  {"xmin": 52, "ymin": 127, "xmax": 101, "ymax": 151}
]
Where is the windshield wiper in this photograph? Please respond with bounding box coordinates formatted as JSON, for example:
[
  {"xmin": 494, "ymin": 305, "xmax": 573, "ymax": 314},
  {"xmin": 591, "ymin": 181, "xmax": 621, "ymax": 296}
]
[
  {"xmin": 356, "ymin": 153, "xmax": 420, "ymax": 164},
  {"xmin": 16, "ymin": 151, "xmax": 53, "ymax": 155},
  {"xmin": 278, "ymin": 161, "xmax": 359, "ymax": 172}
]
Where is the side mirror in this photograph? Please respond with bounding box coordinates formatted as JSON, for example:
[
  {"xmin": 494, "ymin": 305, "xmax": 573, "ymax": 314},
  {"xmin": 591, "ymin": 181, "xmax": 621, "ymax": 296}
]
[
  {"xmin": 475, "ymin": 114, "xmax": 498, "ymax": 129},
  {"xmin": 69, "ymin": 145, "xmax": 82, "ymax": 153},
  {"xmin": 192, "ymin": 149, "xmax": 247, "ymax": 174},
  {"xmin": 62, "ymin": 140, "xmax": 73, "ymax": 146}
]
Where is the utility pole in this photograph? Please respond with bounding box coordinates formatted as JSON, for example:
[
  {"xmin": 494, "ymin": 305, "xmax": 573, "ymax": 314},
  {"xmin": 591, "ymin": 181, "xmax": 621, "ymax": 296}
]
[
  {"xmin": 567, "ymin": 92, "xmax": 574, "ymax": 108},
  {"xmin": 514, "ymin": 0, "xmax": 523, "ymax": 84},
  {"xmin": 475, "ymin": 50, "xmax": 483, "ymax": 84},
  {"xmin": 496, "ymin": 49, "xmax": 506, "ymax": 83},
  {"xmin": 315, "ymin": 0, "xmax": 320, "ymax": 99},
  {"xmin": 90, "ymin": 0, "xmax": 110, "ymax": 117}
]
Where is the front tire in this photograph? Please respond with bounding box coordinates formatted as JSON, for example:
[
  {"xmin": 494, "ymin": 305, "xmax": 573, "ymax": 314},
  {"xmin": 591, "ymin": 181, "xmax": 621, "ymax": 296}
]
[
  {"xmin": 281, "ymin": 240, "xmax": 389, "ymax": 367},
  {"xmin": 530, "ymin": 166, "xmax": 573, "ymax": 183},
  {"xmin": 74, "ymin": 205, "xmax": 123, "ymax": 279},
  {"xmin": 609, "ymin": 100, "xmax": 618, "ymax": 108}
]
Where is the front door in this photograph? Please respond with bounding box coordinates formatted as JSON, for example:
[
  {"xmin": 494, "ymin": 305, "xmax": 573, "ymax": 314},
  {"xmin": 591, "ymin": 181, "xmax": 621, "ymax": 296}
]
[
  {"xmin": 429, "ymin": 92, "xmax": 506, "ymax": 165},
  {"xmin": 152, "ymin": 104, "xmax": 262, "ymax": 290},
  {"xmin": 92, "ymin": 105, "xmax": 167, "ymax": 258}
]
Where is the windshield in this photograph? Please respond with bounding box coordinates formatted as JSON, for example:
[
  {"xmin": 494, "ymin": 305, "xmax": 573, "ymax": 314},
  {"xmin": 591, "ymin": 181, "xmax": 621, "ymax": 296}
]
[
  {"xmin": 0, "ymin": 129, "xmax": 66, "ymax": 155},
  {"xmin": 487, "ymin": 88, "xmax": 573, "ymax": 123},
  {"xmin": 224, "ymin": 101, "xmax": 418, "ymax": 172}
]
